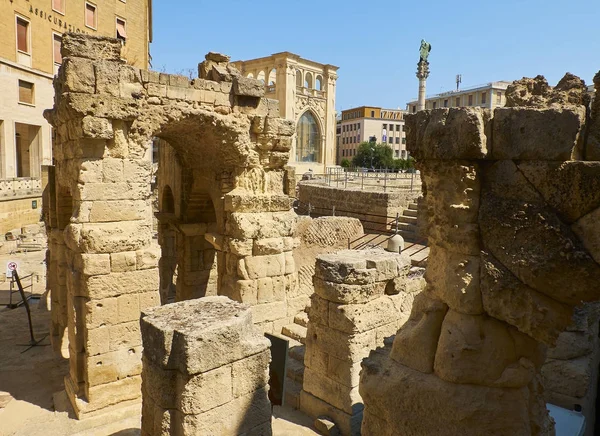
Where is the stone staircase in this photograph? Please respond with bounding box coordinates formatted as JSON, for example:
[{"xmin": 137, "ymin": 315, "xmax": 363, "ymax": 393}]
[
  {"xmin": 281, "ymin": 311, "xmax": 308, "ymax": 409},
  {"xmin": 398, "ymin": 202, "xmax": 419, "ymax": 242}
]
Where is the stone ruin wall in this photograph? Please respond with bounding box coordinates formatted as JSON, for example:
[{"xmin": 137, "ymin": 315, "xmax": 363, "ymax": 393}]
[
  {"xmin": 297, "ymin": 182, "xmax": 421, "ymax": 232},
  {"xmin": 43, "ymin": 33, "xmax": 299, "ymax": 418},
  {"xmin": 300, "ymin": 249, "xmax": 420, "ymax": 435},
  {"xmin": 359, "ymin": 73, "xmax": 600, "ymax": 435}
]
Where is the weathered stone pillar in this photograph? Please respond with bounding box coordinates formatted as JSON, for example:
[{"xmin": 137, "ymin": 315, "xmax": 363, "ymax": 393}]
[
  {"xmin": 300, "ymin": 249, "xmax": 413, "ymax": 435},
  {"xmin": 140, "ymin": 296, "xmax": 272, "ymax": 436},
  {"xmin": 360, "ymin": 74, "xmax": 600, "ymax": 435},
  {"xmin": 45, "ymin": 35, "xmax": 160, "ymax": 418}
]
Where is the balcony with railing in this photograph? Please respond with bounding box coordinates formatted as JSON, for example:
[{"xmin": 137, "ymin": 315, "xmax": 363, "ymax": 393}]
[{"xmin": 296, "ymin": 86, "xmax": 326, "ymax": 98}]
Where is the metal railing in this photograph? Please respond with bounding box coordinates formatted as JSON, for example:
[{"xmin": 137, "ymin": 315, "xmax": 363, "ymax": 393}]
[
  {"xmin": 5, "ymin": 273, "xmax": 35, "ymax": 308},
  {"xmin": 301, "ymin": 168, "xmax": 421, "ymax": 193}
]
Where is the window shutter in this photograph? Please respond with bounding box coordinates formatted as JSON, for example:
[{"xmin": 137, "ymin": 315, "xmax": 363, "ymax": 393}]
[
  {"xmin": 19, "ymin": 81, "xmax": 34, "ymax": 104},
  {"xmin": 86, "ymin": 4, "xmax": 95, "ymax": 28},
  {"xmin": 53, "ymin": 36, "xmax": 62, "ymax": 64},
  {"xmin": 17, "ymin": 19, "xmax": 28, "ymax": 53},
  {"xmin": 116, "ymin": 19, "xmax": 127, "ymax": 39}
]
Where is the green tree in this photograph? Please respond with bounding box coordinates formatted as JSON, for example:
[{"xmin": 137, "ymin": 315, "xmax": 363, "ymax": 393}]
[
  {"xmin": 340, "ymin": 158, "xmax": 351, "ymax": 168},
  {"xmin": 352, "ymin": 142, "xmax": 394, "ymax": 169}
]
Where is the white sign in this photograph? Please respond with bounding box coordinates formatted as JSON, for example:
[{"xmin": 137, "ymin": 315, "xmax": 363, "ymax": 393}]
[{"xmin": 6, "ymin": 261, "xmax": 18, "ymax": 278}]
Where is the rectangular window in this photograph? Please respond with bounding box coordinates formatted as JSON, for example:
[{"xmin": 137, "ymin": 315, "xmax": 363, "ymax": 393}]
[
  {"xmin": 455, "ymin": 97, "xmax": 460, "ymax": 107},
  {"xmin": 85, "ymin": 3, "xmax": 97, "ymax": 29},
  {"xmin": 16, "ymin": 17, "xmax": 29, "ymax": 53},
  {"xmin": 412, "ymin": 105, "xmax": 416, "ymax": 113},
  {"xmin": 444, "ymin": 99, "xmax": 448, "ymax": 107},
  {"xmin": 388, "ymin": 136, "xmax": 393, "ymax": 144},
  {"xmin": 432, "ymin": 102, "xmax": 437, "ymax": 109},
  {"xmin": 468, "ymin": 95, "xmax": 473, "ymax": 106},
  {"xmin": 370, "ymin": 110, "xmax": 375, "ymax": 117},
  {"xmin": 18, "ymin": 80, "xmax": 34, "ymax": 105},
  {"xmin": 395, "ymin": 137, "xmax": 400, "ymax": 144},
  {"xmin": 53, "ymin": 34, "xmax": 62, "ymax": 65},
  {"xmin": 52, "ymin": 0, "xmax": 65, "ymax": 14},
  {"xmin": 481, "ymin": 91, "xmax": 487, "ymax": 104},
  {"xmin": 396, "ymin": 125, "xmax": 400, "ymax": 131},
  {"xmin": 382, "ymin": 124, "xmax": 387, "ymax": 130},
  {"xmin": 389, "ymin": 124, "xmax": 394, "ymax": 131},
  {"xmin": 497, "ymin": 92, "xmax": 502, "ymax": 104}
]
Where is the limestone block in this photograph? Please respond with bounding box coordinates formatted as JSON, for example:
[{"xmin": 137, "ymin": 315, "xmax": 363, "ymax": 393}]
[
  {"xmin": 253, "ymin": 237, "xmax": 284, "ymax": 255},
  {"xmin": 78, "ymin": 159, "xmax": 103, "ymax": 184},
  {"xmin": 140, "ymin": 297, "xmax": 269, "ymax": 374},
  {"xmin": 61, "ymin": 33, "xmax": 122, "ymax": 61},
  {"xmin": 425, "ymin": 245, "xmax": 483, "ymax": 315},
  {"xmin": 480, "ymin": 161, "xmax": 600, "ymax": 306},
  {"xmin": 177, "ymin": 365, "xmax": 233, "ymax": 414},
  {"xmin": 147, "ymin": 83, "xmax": 167, "ymax": 97},
  {"xmin": 84, "ymin": 375, "xmax": 142, "ymax": 411},
  {"xmin": 305, "ymin": 344, "xmax": 330, "ymax": 375},
  {"xmin": 390, "ymin": 292, "xmax": 448, "ymax": 373},
  {"xmin": 427, "ymin": 221, "xmax": 481, "ymax": 256},
  {"xmin": 84, "ymin": 297, "xmax": 118, "ymax": 329},
  {"xmin": 303, "ymin": 367, "xmax": 362, "ymax": 415},
  {"xmin": 94, "ymin": 60, "xmax": 122, "ymax": 97},
  {"xmin": 226, "ymin": 211, "xmax": 296, "ymax": 239},
  {"xmin": 86, "ymin": 345, "xmax": 142, "ymax": 387},
  {"xmin": 175, "ymin": 387, "xmax": 272, "ymax": 436},
  {"xmin": 75, "ymin": 182, "xmax": 149, "ymax": 201},
  {"xmin": 109, "ymin": 320, "xmax": 141, "ymax": 351},
  {"xmin": 518, "ymin": 161, "xmax": 600, "ymax": 223},
  {"xmin": 327, "ymin": 356, "xmax": 363, "ymax": 389},
  {"xmin": 480, "ymin": 252, "xmax": 574, "ymax": 345},
  {"xmin": 82, "ymin": 116, "xmax": 113, "ymax": 139},
  {"xmin": 406, "ymin": 108, "xmax": 488, "ymax": 160},
  {"xmin": 83, "ymin": 269, "xmax": 158, "ymax": 299},
  {"xmin": 305, "ymin": 323, "xmax": 376, "ymax": 364},
  {"xmin": 231, "ymin": 350, "xmax": 270, "ymax": 398},
  {"xmin": 142, "ymin": 357, "xmax": 178, "ymax": 409},
  {"xmin": 232, "ymin": 279, "xmax": 258, "ymax": 305},
  {"xmin": 327, "ymin": 296, "xmax": 401, "ymax": 334},
  {"xmin": 77, "ymin": 253, "xmax": 110, "ymax": 276},
  {"xmin": 102, "ymin": 158, "xmax": 124, "ymax": 182},
  {"xmin": 547, "ymin": 331, "xmax": 593, "ymax": 360},
  {"xmin": 572, "ymin": 206, "xmax": 600, "ymax": 264},
  {"xmin": 492, "ymin": 107, "xmax": 585, "ymax": 160},
  {"xmin": 251, "ymin": 301, "xmax": 287, "ymax": 324},
  {"xmin": 243, "ymin": 253, "xmax": 285, "ymax": 279},
  {"xmin": 117, "ymin": 293, "xmax": 141, "ymax": 323},
  {"xmin": 286, "ymin": 294, "xmax": 309, "ymax": 317},
  {"xmin": 308, "ymin": 294, "xmax": 329, "ymax": 326},
  {"xmin": 136, "ymin": 247, "xmax": 161, "ymax": 270},
  {"xmin": 62, "ymin": 57, "xmax": 96, "ymax": 93},
  {"xmin": 420, "ymin": 161, "xmax": 481, "ymax": 224},
  {"xmin": 434, "ymin": 310, "xmax": 542, "ymax": 388},
  {"xmin": 86, "ymin": 326, "xmax": 110, "ymax": 356},
  {"xmin": 139, "ymin": 291, "xmax": 160, "ymax": 311},
  {"xmin": 228, "ymin": 239, "xmax": 253, "ymax": 256},
  {"xmin": 542, "ymin": 357, "xmax": 592, "ymax": 398},
  {"xmin": 77, "ymin": 222, "xmax": 152, "ymax": 254},
  {"xmin": 313, "ymin": 278, "xmax": 385, "ymax": 304},
  {"xmin": 232, "ymin": 77, "xmax": 265, "ymax": 98},
  {"xmin": 360, "ymin": 350, "xmax": 546, "ymax": 436},
  {"xmin": 110, "ymin": 251, "xmax": 137, "ymax": 272}
]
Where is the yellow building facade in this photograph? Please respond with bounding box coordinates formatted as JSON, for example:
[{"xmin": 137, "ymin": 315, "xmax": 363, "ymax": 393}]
[
  {"xmin": 0, "ymin": 0, "xmax": 152, "ymax": 234},
  {"xmin": 338, "ymin": 106, "xmax": 408, "ymax": 163}
]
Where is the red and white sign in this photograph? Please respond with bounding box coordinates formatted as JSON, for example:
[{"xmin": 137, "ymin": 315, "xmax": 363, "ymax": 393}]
[{"xmin": 6, "ymin": 261, "xmax": 18, "ymax": 278}]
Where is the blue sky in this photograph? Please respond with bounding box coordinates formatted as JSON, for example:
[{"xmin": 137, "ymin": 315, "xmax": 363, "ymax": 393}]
[{"xmin": 151, "ymin": 0, "xmax": 599, "ymax": 112}]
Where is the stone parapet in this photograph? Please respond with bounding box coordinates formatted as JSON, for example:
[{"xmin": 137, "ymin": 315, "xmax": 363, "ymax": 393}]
[
  {"xmin": 360, "ymin": 73, "xmax": 600, "ymax": 435},
  {"xmin": 140, "ymin": 296, "xmax": 272, "ymax": 436},
  {"xmin": 300, "ymin": 249, "xmax": 413, "ymax": 435}
]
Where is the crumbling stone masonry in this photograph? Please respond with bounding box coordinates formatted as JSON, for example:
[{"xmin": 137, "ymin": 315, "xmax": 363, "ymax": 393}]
[
  {"xmin": 300, "ymin": 249, "xmax": 415, "ymax": 435},
  {"xmin": 43, "ymin": 34, "xmax": 297, "ymax": 418},
  {"xmin": 360, "ymin": 74, "xmax": 600, "ymax": 435},
  {"xmin": 140, "ymin": 297, "xmax": 272, "ymax": 436}
]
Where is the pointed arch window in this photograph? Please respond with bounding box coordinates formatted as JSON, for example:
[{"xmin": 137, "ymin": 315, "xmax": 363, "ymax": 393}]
[{"xmin": 296, "ymin": 112, "xmax": 320, "ymax": 163}]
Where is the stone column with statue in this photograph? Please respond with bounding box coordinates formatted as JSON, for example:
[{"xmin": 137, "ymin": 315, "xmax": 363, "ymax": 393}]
[{"xmin": 416, "ymin": 39, "xmax": 431, "ymax": 111}]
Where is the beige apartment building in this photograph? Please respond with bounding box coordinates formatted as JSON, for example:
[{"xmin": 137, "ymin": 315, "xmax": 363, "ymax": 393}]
[
  {"xmin": 0, "ymin": 0, "xmax": 152, "ymax": 234},
  {"xmin": 232, "ymin": 53, "xmax": 338, "ymax": 177},
  {"xmin": 406, "ymin": 81, "xmax": 512, "ymax": 113},
  {"xmin": 338, "ymin": 106, "xmax": 408, "ymax": 163}
]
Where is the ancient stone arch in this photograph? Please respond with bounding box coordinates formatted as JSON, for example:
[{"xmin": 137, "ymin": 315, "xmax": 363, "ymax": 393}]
[{"xmin": 43, "ymin": 34, "xmax": 298, "ymax": 418}]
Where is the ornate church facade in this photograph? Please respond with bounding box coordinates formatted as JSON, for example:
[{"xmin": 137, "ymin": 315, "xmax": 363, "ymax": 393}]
[{"xmin": 232, "ymin": 52, "xmax": 338, "ymax": 177}]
